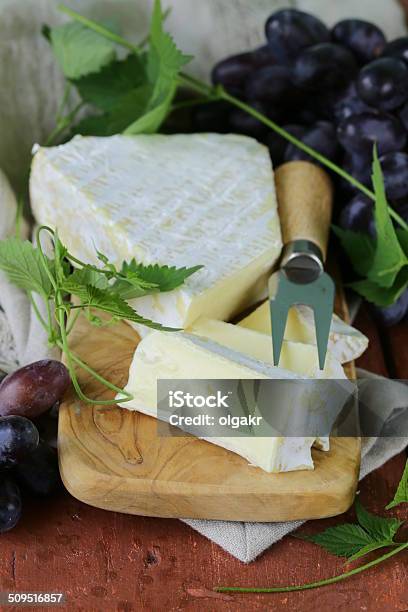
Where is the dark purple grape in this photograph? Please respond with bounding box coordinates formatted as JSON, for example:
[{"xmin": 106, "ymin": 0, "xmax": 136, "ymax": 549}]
[
  {"xmin": 192, "ymin": 101, "xmax": 230, "ymax": 132},
  {"xmin": 332, "ymin": 82, "xmax": 373, "ymax": 124},
  {"xmin": 211, "ymin": 52, "xmax": 255, "ymax": 95},
  {"xmin": 0, "ymin": 360, "xmax": 70, "ymax": 418},
  {"xmin": 229, "ymin": 101, "xmax": 267, "ymax": 137},
  {"xmin": 0, "ymin": 416, "xmax": 39, "ymax": 469},
  {"xmin": 245, "ymin": 65, "xmax": 293, "ymax": 104},
  {"xmin": 293, "ymin": 43, "xmax": 357, "ymax": 91},
  {"xmin": 15, "ymin": 443, "xmax": 61, "ymax": 497},
  {"xmin": 252, "ymin": 44, "xmax": 277, "ymax": 67},
  {"xmin": 265, "ymin": 9, "xmax": 329, "ymax": 63},
  {"xmin": 382, "ymin": 37, "xmax": 408, "ymax": 65},
  {"xmin": 373, "ymin": 288, "xmax": 408, "ymax": 326},
  {"xmin": 267, "ymin": 124, "xmax": 306, "ymax": 166},
  {"xmin": 339, "ymin": 193, "xmax": 375, "ymax": 234},
  {"xmin": 284, "ymin": 121, "xmax": 338, "ymax": 163},
  {"xmin": 337, "ymin": 111, "xmax": 406, "ymax": 156},
  {"xmin": 0, "ymin": 477, "xmax": 21, "ymax": 533},
  {"xmin": 339, "ymin": 152, "xmax": 372, "ymax": 194},
  {"xmin": 399, "ymin": 100, "xmax": 408, "ymax": 131},
  {"xmin": 356, "ymin": 58, "xmax": 408, "ymax": 111},
  {"xmin": 378, "ymin": 152, "xmax": 408, "ymax": 200},
  {"xmin": 331, "ymin": 20, "xmax": 386, "ymax": 64}
]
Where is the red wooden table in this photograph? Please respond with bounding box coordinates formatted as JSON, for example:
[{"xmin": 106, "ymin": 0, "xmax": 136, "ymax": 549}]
[{"xmin": 0, "ymin": 306, "xmax": 407, "ymax": 611}]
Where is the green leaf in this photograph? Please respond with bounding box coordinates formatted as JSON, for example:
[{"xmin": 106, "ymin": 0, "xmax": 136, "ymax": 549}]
[
  {"xmin": 61, "ymin": 266, "xmax": 109, "ymax": 294},
  {"xmin": 349, "ymin": 266, "xmax": 408, "ymax": 306},
  {"xmin": 386, "ymin": 459, "xmax": 408, "ymax": 509},
  {"xmin": 301, "ymin": 524, "xmax": 375, "ymax": 558},
  {"xmin": 124, "ymin": 0, "xmax": 192, "ymax": 134},
  {"xmin": 117, "ymin": 260, "xmax": 203, "ymax": 292},
  {"xmin": 0, "ymin": 238, "xmax": 54, "ymax": 297},
  {"xmin": 367, "ymin": 148, "xmax": 408, "ymax": 288},
  {"xmin": 71, "ymin": 285, "xmax": 177, "ymax": 331},
  {"xmin": 396, "ymin": 229, "xmax": 408, "ymax": 258},
  {"xmin": 74, "ymin": 54, "xmax": 147, "ymax": 111},
  {"xmin": 49, "ymin": 21, "xmax": 116, "ymax": 79},
  {"xmin": 355, "ymin": 498, "xmax": 402, "ymax": 542},
  {"xmin": 332, "ymin": 226, "xmax": 375, "ymax": 277}
]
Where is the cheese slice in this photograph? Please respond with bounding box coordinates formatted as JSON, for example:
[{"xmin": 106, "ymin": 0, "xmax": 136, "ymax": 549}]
[
  {"xmin": 118, "ymin": 323, "xmax": 346, "ymax": 472},
  {"xmin": 30, "ymin": 133, "xmax": 282, "ymax": 333},
  {"xmin": 239, "ymin": 301, "xmax": 368, "ymax": 364}
]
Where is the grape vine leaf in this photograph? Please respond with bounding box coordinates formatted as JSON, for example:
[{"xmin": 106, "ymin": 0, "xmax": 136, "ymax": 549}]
[
  {"xmin": 298, "ymin": 498, "xmax": 403, "ymax": 562},
  {"xmin": 396, "ymin": 229, "xmax": 408, "ymax": 258},
  {"xmin": 366, "ymin": 148, "xmax": 408, "ymax": 289},
  {"xmin": 349, "ymin": 267, "xmax": 408, "ymax": 307},
  {"xmin": 0, "ymin": 238, "xmax": 54, "ymax": 297},
  {"xmin": 117, "ymin": 260, "xmax": 204, "ymax": 292},
  {"xmin": 49, "ymin": 21, "xmax": 117, "ymax": 79},
  {"xmin": 386, "ymin": 459, "xmax": 408, "ymax": 510}
]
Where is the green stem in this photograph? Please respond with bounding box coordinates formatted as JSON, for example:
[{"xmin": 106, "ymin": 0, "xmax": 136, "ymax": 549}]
[
  {"xmin": 56, "ymin": 82, "xmax": 72, "ymax": 123},
  {"xmin": 14, "ymin": 196, "xmax": 24, "ymax": 239},
  {"xmin": 44, "ymin": 101, "xmax": 84, "ymax": 147},
  {"xmin": 215, "ymin": 542, "xmax": 408, "ymax": 593},
  {"xmin": 28, "ymin": 294, "xmax": 49, "ymax": 334}
]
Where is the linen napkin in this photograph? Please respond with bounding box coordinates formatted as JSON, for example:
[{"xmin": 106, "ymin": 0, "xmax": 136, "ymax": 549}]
[{"xmin": 0, "ymin": 174, "xmax": 407, "ymax": 563}]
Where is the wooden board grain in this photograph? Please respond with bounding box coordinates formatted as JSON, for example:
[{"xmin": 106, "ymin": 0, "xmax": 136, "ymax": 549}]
[{"xmin": 58, "ymin": 293, "xmax": 360, "ymax": 523}]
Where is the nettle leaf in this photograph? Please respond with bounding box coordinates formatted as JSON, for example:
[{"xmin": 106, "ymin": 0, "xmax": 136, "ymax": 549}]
[
  {"xmin": 350, "ymin": 266, "xmax": 408, "ymax": 307},
  {"xmin": 49, "ymin": 21, "xmax": 116, "ymax": 79},
  {"xmin": 118, "ymin": 260, "xmax": 203, "ymax": 292},
  {"xmin": 396, "ymin": 229, "xmax": 408, "ymax": 258},
  {"xmin": 124, "ymin": 0, "xmax": 192, "ymax": 134},
  {"xmin": 355, "ymin": 498, "xmax": 403, "ymax": 542},
  {"xmin": 301, "ymin": 524, "xmax": 375, "ymax": 559},
  {"xmin": 74, "ymin": 54, "xmax": 147, "ymax": 112},
  {"xmin": 332, "ymin": 226, "xmax": 375, "ymax": 277},
  {"xmin": 82, "ymin": 285, "xmax": 177, "ymax": 331},
  {"xmin": 61, "ymin": 266, "xmax": 109, "ymax": 294},
  {"xmin": 0, "ymin": 238, "xmax": 54, "ymax": 297},
  {"xmin": 386, "ymin": 459, "xmax": 408, "ymax": 509},
  {"xmin": 367, "ymin": 149, "xmax": 408, "ymax": 288}
]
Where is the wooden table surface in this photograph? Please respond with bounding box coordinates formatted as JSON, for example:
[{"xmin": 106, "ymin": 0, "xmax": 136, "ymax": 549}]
[{"xmin": 0, "ymin": 306, "xmax": 406, "ymax": 611}]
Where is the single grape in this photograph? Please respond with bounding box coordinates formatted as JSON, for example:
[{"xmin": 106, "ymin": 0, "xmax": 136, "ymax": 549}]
[
  {"xmin": 339, "ymin": 151, "xmax": 372, "ymax": 194},
  {"xmin": 372, "ymin": 288, "xmax": 408, "ymax": 326},
  {"xmin": 15, "ymin": 443, "xmax": 61, "ymax": 497},
  {"xmin": 0, "ymin": 477, "xmax": 22, "ymax": 533},
  {"xmin": 229, "ymin": 100, "xmax": 268, "ymax": 137},
  {"xmin": 265, "ymin": 9, "xmax": 329, "ymax": 63},
  {"xmin": 192, "ymin": 101, "xmax": 230, "ymax": 132},
  {"xmin": 245, "ymin": 65, "xmax": 293, "ymax": 104},
  {"xmin": 284, "ymin": 121, "xmax": 338, "ymax": 163},
  {"xmin": 331, "ymin": 19, "xmax": 386, "ymax": 64},
  {"xmin": 399, "ymin": 100, "xmax": 408, "ymax": 131},
  {"xmin": 293, "ymin": 43, "xmax": 357, "ymax": 91},
  {"xmin": 252, "ymin": 44, "xmax": 277, "ymax": 67},
  {"xmin": 332, "ymin": 82, "xmax": 373, "ymax": 124},
  {"xmin": 378, "ymin": 152, "xmax": 408, "ymax": 200},
  {"xmin": 0, "ymin": 360, "xmax": 70, "ymax": 418},
  {"xmin": 267, "ymin": 124, "xmax": 306, "ymax": 166},
  {"xmin": 337, "ymin": 111, "xmax": 406, "ymax": 156},
  {"xmin": 382, "ymin": 37, "xmax": 408, "ymax": 64},
  {"xmin": 338, "ymin": 193, "xmax": 375, "ymax": 234},
  {"xmin": 211, "ymin": 52, "xmax": 255, "ymax": 95},
  {"xmin": 0, "ymin": 416, "xmax": 39, "ymax": 469},
  {"xmin": 356, "ymin": 58, "xmax": 408, "ymax": 111}
]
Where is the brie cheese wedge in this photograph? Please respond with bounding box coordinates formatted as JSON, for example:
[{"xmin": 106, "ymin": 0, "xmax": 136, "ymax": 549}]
[
  {"xmin": 239, "ymin": 301, "xmax": 368, "ymax": 363},
  {"xmin": 118, "ymin": 322, "xmax": 346, "ymax": 473},
  {"xmin": 30, "ymin": 133, "xmax": 282, "ymax": 334}
]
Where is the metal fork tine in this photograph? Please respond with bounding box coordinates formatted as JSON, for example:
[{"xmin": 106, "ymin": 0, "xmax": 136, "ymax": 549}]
[
  {"xmin": 311, "ymin": 274, "xmax": 335, "ymax": 370},
  {"xmin": 270, "ymin": 298, "xmax": 289, "ymax": 367}
]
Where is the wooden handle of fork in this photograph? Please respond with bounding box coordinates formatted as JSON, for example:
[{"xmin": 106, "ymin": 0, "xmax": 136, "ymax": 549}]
[{"xmin": 274, "ymin": 161, "xmax": 333, "ymax": 260}]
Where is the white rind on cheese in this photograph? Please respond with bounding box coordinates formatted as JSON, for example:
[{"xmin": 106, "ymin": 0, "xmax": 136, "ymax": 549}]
[
  {"xmin": 239, "ymin": 300, "xmax": 368, "ymax": 364},
  {"xmin": 30, "ymin": 133, "xmax": 282, "ymax": 333},
  {"xmin": 118, "ymin": 324, "xmax": 346, "ymax": 473}
]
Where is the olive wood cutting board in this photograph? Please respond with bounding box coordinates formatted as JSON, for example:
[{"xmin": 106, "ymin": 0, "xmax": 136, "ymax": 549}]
[{"xmin": 58, "ymin": 288, "xmax": 360, "ymax": 523}]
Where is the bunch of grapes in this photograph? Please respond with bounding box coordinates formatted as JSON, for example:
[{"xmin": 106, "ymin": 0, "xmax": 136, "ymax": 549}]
[
  {"xmin": 193, "ymin": 9, "xmax": 408, "ymax": 324},
  {"xmin": 0, "ymin": 360, "xmax": 70, "ymax": 533}
]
